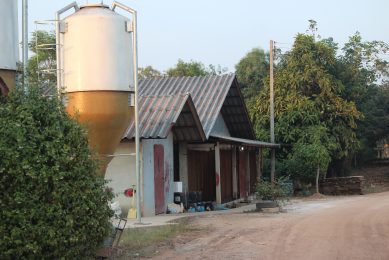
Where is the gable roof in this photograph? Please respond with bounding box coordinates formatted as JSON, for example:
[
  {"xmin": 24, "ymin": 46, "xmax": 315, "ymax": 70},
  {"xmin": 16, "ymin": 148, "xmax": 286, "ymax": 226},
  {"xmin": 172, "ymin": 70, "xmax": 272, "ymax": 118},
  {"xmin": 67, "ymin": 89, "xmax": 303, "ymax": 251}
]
[
  {"xmin": 134, "ymin": 74, "xmax": 255, "ymax": 139},
  {"xmin": 124, "ymin": 93, "xmax": 205, "ymax": 141}
]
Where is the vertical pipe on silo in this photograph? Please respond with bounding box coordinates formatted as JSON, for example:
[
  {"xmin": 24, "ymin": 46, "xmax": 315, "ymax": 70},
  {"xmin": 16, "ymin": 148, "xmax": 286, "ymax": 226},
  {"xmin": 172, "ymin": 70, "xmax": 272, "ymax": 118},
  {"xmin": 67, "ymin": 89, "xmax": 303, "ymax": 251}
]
[
  {"xmin": 55, "ymin": 2, "xmax": 79, "ymax": 97},
  {"xmin": 22, "ymin": 0, "xmax": 28, "ymax": 91},
  {"xmin": 132, "ymin": 10, "xmax": 142, "ymax": 225},
  {"xmin": 111, "ymin": 1, "xmax": 142, "ymax": 224}
]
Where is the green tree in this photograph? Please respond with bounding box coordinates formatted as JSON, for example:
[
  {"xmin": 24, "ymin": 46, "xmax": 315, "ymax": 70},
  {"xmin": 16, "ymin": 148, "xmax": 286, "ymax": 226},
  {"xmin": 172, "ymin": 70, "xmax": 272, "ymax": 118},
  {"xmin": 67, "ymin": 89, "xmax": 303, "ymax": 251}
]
[
  {"xmin": 166, "ymin": 59, "xmax": 227, "ymax": 77},
  {"xmin": 235, "ymin": 48, "xmax": 269, "ymax": 102},
  {"xmin": 0, "ymin": 86, "xmax": 113, "ymax": 258},
  {"xmin": 138, "ymin": 65, "xmax": 161, "ymax": 80},
  {"xmin": 356, "ymin": 83, "xmax": 389, "ymax": 161},
  {"xmin": 252, "ymin": 34, "xmax": 361, "ymax": 175},
  {"xmin": 207, "ymin": 64, "xmax": 228, "ymax": 76},
  {"xmin": 167, "ymin": 59, "xmax": 209, "ymax": 76},
  {"xmin": 284, "ymin": 126, "xmax": 333, "ymax": 193},
  {"xmin": 337, "ymin": 32, "xmax": 389, "ymax": 163}
]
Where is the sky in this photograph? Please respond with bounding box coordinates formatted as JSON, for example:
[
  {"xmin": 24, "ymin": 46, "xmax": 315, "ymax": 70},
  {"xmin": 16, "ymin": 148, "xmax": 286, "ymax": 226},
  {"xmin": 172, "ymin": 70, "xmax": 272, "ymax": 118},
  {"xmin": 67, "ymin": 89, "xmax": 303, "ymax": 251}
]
[{"xmin": 21, "ymin": 0, "xmax": 389, "ymax": 72}]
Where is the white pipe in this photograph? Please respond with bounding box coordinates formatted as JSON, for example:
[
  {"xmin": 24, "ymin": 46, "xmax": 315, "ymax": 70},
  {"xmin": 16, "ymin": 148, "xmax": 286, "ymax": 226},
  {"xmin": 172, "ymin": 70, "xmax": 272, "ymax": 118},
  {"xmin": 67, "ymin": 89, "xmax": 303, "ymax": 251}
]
[
  {"xmin": 106, "ymin": 153, "xmax": 135, "ymax": 157},
  {"xmin": 22, "ymin": 0, "xmax": 28, "ymax": 92},
  {"xmin": 111, "ymin": 1, "xmax": 141, "ymax": 225},
  {"xmin": 55, "ymin": 2, "xmax": 79, "ymax": 97}
]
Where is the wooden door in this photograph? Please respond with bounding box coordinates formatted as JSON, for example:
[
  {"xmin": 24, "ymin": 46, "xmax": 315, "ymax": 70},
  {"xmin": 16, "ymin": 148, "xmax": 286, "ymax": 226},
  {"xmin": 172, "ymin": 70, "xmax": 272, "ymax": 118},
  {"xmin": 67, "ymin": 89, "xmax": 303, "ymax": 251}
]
[
  {"xmin": 188, "ymin": 150, "xmax": 216, "ymax": 201},
  {"xmin": 220, "ymin": 150, "xmax": 233, "ymax": 203},
  {"xmin": 154, "ymin": 144, "xmax": 165, "ymax": 214}
]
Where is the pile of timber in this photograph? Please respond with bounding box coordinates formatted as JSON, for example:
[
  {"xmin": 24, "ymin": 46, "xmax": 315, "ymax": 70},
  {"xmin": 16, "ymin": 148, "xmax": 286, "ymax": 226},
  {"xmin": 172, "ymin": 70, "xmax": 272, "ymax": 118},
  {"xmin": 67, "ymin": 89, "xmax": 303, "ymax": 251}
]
[{"xmin": 320, "ymin": 176, "xmax": 364, "ymax": 195}]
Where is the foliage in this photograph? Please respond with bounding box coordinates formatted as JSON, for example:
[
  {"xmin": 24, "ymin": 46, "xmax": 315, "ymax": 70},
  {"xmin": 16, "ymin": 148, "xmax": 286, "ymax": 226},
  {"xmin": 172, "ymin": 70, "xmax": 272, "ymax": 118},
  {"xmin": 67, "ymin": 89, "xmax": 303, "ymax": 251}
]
[
  {"xmin": 255, "ymin": 180, "xmax": 286, "ymax": 200},
  {"xmin": 167, "ymin": 59, "xmax": 208, "ymax": 77},
  {"xmin": 235, "ymin": 48, "xmax": 269, "ymax": 103},
  {"xmin": 341, "ymin": 32, "xmax": 389, "ymax": 86},
  {"xmin": 27, "ymin": 30, "xmax": 57, "ymax": 95},
  {"xmin": 356, "ymin": 84, "xmax": 389, "ymax": 161},
  {"xmin": 138, "ymin": 66, "xmax": 162, "ymax": 80},
  {"xmin": 284, "ymin": 126, "xmax": 332, "ymax": 183},
  {"xmin": 251, "ymin": 33, "xmax": 362, "ymax": 173},
  {"xmin": 166, "ymin": 59, "xmax": 227, "ymax": 77},
  {"xmin": 338, "ymin": 32, "xmax": 389, "ymax": 164},
  {"xmin": 0, "ymin": 86, "xmax": 113, "ymax": 259},
  {"xmin": 207, "ymin": 64, "xmax": 228, "ymax": 76}
]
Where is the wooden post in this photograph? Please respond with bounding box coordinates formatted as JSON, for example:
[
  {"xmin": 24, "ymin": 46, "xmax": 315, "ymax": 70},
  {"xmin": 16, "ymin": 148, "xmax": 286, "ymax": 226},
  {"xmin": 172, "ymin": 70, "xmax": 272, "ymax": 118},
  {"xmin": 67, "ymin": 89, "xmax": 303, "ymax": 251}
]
[
  {"xmin": 270, "ymin": 40, "xmax": 276, "ymax": 183},
  {"xmin": 179, "ymin": 142, "xmax": 188, "ymax": 192},
  {"xmin": 215, "ymin": 142, "xmax": 222, "ymax": 204},
  {"xmin": 256, "ymin": 148, "xmax": 262, "ymax": 182},
  {"xmin": 232, "ymin": 146, "xmax": 238, "ymax": 199}
]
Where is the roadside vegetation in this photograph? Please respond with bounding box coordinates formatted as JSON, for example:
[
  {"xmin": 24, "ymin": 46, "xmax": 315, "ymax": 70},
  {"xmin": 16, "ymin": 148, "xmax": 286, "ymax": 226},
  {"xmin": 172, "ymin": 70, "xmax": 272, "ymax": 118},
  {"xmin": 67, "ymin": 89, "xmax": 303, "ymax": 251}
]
[
  {"xmin": 0, "ymin": 86, "xmax": 113, "ymax": 258},
  {"xmin": 236, "ymin": 21, "xmax": 389, "ymax": 192}
]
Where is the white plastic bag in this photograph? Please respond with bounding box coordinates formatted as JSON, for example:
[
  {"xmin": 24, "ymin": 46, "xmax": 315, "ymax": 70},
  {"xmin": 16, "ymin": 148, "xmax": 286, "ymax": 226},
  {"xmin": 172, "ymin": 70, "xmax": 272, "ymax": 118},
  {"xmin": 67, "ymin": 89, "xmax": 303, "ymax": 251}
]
[{"xmin": 110, "ymin": 201, "xmax": 122, "ymax": 217}]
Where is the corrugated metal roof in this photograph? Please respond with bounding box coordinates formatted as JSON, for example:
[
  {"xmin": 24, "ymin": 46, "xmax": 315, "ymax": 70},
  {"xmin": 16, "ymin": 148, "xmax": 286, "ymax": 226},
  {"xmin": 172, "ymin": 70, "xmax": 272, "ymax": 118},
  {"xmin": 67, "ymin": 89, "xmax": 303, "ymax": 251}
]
[
  {"xmin": 137, "ymin": 74, "xmax": 255, "ymax": 139},
  {"xmin": 210, "ymin": 134, "xmax": 281, "ymax": 148},
  {"xmin": 124, "ymin": 93, "xmax": 205, "ymax": 141}
]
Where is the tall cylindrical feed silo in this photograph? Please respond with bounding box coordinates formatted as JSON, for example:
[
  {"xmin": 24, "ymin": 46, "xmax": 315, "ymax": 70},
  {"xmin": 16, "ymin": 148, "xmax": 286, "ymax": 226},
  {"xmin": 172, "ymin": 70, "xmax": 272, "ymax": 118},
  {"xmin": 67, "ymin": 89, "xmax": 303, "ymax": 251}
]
[
  {"xmin": 0, "ymin": 0, "xmax": 19, "ymax": 92},
  {"xmin": 59, "ymin": 4, "xmax": 135, "ymax": 175}
]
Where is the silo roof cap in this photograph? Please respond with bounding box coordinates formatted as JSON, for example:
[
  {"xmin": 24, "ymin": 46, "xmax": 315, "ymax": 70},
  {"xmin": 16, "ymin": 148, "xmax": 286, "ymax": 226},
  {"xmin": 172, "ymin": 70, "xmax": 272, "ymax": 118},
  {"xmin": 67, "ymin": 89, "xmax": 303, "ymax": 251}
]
[{"xmin": 79, "ymin": 3, "xmax": 109, "ymax": 9}]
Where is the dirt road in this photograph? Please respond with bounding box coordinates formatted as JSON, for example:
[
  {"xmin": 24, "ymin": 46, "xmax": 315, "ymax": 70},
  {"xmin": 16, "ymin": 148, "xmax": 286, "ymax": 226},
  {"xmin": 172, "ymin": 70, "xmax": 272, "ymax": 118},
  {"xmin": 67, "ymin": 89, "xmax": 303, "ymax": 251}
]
[{"xmin": 155, "ymin": 192, "xmax": 389, "ymax": 260}]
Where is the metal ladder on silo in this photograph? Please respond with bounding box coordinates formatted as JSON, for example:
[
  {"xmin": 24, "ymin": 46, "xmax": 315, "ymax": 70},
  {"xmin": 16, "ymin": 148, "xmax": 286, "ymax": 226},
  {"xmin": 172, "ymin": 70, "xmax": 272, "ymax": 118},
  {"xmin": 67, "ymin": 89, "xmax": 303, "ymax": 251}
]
[{"xmin": 33, "ymin": 20, "xmax": 63, "ymax": 97}]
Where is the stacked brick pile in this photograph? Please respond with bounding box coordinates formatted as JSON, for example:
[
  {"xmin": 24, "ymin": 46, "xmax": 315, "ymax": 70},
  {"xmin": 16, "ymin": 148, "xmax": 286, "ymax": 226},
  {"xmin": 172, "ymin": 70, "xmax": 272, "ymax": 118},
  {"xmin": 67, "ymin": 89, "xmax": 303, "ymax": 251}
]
[{"xmin": 320, "ymin": 176, "xmax": 364, "ymax": 195}]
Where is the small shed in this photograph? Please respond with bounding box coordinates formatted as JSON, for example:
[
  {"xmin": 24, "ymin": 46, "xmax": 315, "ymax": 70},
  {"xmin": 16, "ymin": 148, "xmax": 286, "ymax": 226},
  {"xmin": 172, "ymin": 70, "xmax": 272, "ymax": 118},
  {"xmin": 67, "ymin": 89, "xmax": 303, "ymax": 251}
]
[{"xmin": 105, "ymin": 74, "xmax": 279, "ymax": 216}]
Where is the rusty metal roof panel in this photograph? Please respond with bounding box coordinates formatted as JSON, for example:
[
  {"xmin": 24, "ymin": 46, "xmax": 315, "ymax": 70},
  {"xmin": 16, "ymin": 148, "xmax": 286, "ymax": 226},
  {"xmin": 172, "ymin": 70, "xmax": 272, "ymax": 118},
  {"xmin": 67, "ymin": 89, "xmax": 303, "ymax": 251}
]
[
  {"xmin": 138, "ymin": 74, "xmax": 240, "ymax": 139},
  {"xmin": 125, "ymin": 93, "xmax": 205, "ymax": 140},
  {"xmin": 125, "ymin": 93, "xmax": 187, "ymax": 139}
]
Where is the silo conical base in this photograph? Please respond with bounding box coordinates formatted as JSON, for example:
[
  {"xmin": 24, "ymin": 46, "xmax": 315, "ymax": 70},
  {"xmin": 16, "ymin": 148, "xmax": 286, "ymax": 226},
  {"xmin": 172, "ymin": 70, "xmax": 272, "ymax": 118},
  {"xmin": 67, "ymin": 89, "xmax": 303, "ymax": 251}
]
[
  {"xmin": 0, "ymin": 69, "xmax": 16, "ymax": 95},
  {"xmin": 65, "ymin": 91, "xmax": 134, "ymax": 176}
]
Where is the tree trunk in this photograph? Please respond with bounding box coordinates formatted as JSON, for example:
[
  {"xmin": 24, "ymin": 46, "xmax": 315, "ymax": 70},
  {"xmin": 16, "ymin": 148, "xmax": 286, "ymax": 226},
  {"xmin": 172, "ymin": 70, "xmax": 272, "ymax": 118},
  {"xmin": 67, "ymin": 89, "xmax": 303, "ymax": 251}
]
[{"xmin": 316, "ymin": 164, "xmax": 320, "ymax": 194}]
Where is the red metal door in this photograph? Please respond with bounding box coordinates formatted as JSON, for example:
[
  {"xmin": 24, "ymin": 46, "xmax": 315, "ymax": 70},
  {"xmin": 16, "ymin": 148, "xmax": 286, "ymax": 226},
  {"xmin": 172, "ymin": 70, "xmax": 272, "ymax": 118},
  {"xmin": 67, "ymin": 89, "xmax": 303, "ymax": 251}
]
[{"xmin": 154, "ymin": 144, "xmax": 165, "ymax": 214}]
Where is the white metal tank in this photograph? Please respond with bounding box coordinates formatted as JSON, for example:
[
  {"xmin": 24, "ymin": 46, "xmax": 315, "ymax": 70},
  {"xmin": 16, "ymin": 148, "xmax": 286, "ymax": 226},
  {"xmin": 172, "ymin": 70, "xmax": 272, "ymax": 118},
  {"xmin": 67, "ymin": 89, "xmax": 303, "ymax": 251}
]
[
  {"xmin": 62, "ymin": 4, "xmax": 134, "ymax": 92},
  {"xmin": 59, "ymin": 3, "xmax": 135, "ymax": 175},
  {"xmin": 0, "ymin": 0, "xmax": 18, "ymax": 71},
  {"xmin": 0, "ymin": 0, "xmax": 18, "ymax": 92}
]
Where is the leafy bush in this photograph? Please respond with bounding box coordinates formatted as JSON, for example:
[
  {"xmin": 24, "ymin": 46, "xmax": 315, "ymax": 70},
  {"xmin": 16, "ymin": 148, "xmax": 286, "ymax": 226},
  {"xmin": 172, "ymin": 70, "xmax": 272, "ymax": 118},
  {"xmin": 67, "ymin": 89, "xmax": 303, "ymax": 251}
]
[
  {"xmin": 0, "ymin": 86, "xmax": 113, "ymax": 259},
  {"xmin": 282, "ymin": 126, "xmax": 333, "ymax": 185},
  {"xmin": 255, "ymin": 180, "xmax": 286, "ymax": 201}
]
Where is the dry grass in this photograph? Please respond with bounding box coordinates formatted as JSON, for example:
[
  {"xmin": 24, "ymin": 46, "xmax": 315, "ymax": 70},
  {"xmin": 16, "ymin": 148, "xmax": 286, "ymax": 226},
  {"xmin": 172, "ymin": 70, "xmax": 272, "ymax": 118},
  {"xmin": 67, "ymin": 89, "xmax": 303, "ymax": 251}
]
[{"xmin": 116, "ymin": 217, "xmax": 199, "ymax": 259}]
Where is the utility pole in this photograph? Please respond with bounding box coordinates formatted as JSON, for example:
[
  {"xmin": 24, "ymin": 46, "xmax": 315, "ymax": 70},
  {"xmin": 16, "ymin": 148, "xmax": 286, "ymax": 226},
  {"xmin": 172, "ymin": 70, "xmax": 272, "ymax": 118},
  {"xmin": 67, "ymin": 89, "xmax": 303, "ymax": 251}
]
[{"xmin": 269, "ymin": 40, "xmax": 275, "ymax": 183}]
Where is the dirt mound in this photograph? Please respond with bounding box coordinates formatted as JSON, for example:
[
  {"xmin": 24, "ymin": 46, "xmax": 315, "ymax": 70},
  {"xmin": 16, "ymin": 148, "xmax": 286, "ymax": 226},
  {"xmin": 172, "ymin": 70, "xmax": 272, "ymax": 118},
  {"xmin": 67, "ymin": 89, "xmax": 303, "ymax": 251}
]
[{"xmin": 306, "ymin": 193, "xmax": 327, "ymax": 200}]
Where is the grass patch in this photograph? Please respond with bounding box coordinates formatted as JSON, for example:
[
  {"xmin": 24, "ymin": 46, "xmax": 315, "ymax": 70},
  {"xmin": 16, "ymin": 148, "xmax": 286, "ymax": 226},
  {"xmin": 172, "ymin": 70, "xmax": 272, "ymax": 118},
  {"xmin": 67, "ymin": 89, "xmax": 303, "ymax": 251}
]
[{"xmin": 117, "ymin": 217, "xmax": 197, "ymax": 258}]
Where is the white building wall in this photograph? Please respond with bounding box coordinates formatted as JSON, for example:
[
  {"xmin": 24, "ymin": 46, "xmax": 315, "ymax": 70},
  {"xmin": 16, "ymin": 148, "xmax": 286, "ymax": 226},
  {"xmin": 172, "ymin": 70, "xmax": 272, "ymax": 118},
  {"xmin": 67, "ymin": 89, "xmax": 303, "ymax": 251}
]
[
  {"xmin": 210, "ymin": 113, "xmax": 230, "ymax": 137},
  {"xmin": 106, "ymin": 133, "xmax": 175, "ymax": 217},
  {"xmin": 141, "ymin": 132, "xmax": 175, "ymax": 216},
  {"xmin": 105, "ymin": 142, "xmax": 136, "ymax": 216}
]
